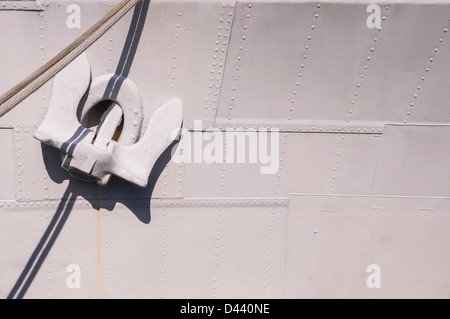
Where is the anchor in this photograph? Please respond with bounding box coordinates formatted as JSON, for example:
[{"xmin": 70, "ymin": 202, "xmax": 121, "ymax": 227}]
[{"xmin": 34, "ymin": 53, "xmax": 183, "ymax": 188}]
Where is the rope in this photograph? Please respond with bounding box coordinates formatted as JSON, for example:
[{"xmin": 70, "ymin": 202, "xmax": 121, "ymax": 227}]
[{"xmin": 0, "ymin": 0, "xmax": 141, "ymax": 117}]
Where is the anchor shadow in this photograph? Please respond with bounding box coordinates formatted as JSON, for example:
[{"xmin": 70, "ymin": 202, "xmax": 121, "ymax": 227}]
[{"xmin": 41, "ymin": 137, "xmax": 179, "ymax": 224}]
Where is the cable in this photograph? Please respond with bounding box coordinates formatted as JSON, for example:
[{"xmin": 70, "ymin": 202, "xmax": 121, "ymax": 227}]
[{"xmin": 0, "ymin": 0, "xmax": 141, "ymax": 117}]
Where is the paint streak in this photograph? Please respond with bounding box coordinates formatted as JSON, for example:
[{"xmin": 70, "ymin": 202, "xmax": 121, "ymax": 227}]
[{"xmin": 94, "ymin": 184, "xmax": 103, "ymax": 299}]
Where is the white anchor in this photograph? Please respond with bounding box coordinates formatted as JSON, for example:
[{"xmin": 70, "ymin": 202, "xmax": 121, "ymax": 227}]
[{"xmin": 34, "ymin": 53, "xmax": 183, "ymax": 188}]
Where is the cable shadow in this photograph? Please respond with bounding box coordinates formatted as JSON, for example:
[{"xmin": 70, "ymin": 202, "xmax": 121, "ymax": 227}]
[
  {"xmin": 102, "ymin": 0, "xmax": 150, "ymax": 101},
  {"xmin": 7, "ymin": 185, "xmax": 76, "ymax": 299}
]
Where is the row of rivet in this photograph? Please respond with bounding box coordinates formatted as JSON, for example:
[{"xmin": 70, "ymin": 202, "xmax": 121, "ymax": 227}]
[
  {"xmin": 288, "ymin": 3, "xmax": 322, "ymax": 122},
  {"xmin": 0, "ymin": 1, "xmax": 43, "ymax": 10},
  {"xmin": 264, "ymin": 137, "xmax": 289, "ymax": 293},
  {"xmin": 159, "ymin": 11, "xmax": 185, "ymax": 297},
  {"xmin": 15, "ymin": 126, "xmax": 51, "ymax": 201},
  {"xmin": 40, "ymin": 4, "xmax": 47, "ymax": 122},
  {"xmin": 206, "ymin": 2, "xmax": 235, "ymax": 128},
  {"xmin": 41, "ymin": 8, "xmax": 51, "ymax": 203},
  {"xmin": 159, "ymin": 205, "xmax": 167, "ymax": 299},
  {"xmin": 226, "ymin": 2, "xmax": 251, "ymax": 122},
  {"xmin": 163, "ymin": 9, "xmax": 186, "ymax": 294},
  {"xmin": 346, "ymin": 6, "xmax": 389, "ymax": 124},
  {"xmin": 214, "ymin": 114, "xmax": 227, "ymax": 298},
  {"xmin": 176, "ymin": 131, "xmax": 185, "ymax": 199},
  {"xmin": 404, "ymin": 20, "xmax": 450, "ymax": 123},
  {"xmin": 0, "ymin": 123, "xmax": 383, "ymax": 146},
  {"xmin": 212, "ymin": 1, "xmax": 238, "ymax": 299},
  {"xmin": 328, "ymin": 135, "xmax": 345, "ymax": 193},
  {"xmin": 107, "ymin": 3, "xmax": 115, "ymax": 74},
  {"xmin": 15, "ymin": 111, "xmax": 24, "ymax": 202},
  {"xmin": 170, "ymin": 11, "xmax": 182, "ymax": 90},
  {"xmin": 3, "ymin": 198, "xmax": 446, "ymax": 213},
  {"xmin": 0, "ymin": 198, "xmax": 290, "ymax": 209},
  {"xmin": 215, "ymin": 124, "xmax": 384, "ymax": 134}
]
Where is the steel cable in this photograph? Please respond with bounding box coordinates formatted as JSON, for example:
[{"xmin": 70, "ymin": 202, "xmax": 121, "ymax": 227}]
[{"xmin": 0, "ymin": 0, "xmax": 141, "ymax": 117}]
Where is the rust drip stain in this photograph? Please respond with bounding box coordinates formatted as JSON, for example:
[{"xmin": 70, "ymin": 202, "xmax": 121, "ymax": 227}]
[{"xmin": 94, "ymin": 184, "xmax": 103, "ymax": 299}]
